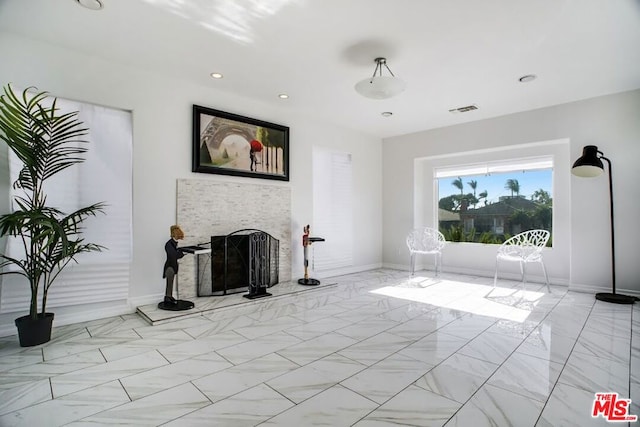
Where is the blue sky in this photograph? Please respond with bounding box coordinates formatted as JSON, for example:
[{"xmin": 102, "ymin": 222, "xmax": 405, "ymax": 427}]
[{"xmin": 438, "ymin": 169, "xmax": 552, "ymax": 204}]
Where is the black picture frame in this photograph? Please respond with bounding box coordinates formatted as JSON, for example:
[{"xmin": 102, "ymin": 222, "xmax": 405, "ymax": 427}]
[{"xmin": 192, "ymin": 105, "xmax": 290, "ymax": 181}]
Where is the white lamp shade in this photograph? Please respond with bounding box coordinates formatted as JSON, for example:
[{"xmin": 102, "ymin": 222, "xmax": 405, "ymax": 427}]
[
  {"xmin": 355, "ymin": 76, "xmax": 406, "ymax": 100},
  {"xmin": 571, "ymin": 165, "xmax": 604, "ymax": 178}
]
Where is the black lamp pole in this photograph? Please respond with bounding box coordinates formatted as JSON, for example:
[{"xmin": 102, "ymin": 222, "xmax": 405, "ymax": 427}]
[{"xmin": 572, "ymin": 145, "xmax": 635, "ymax": 304}]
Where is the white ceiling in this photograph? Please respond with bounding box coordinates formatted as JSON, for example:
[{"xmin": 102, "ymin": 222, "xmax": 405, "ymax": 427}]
[{"xmin": 1, "ymin": 0, "xmax": 639, "ymax": 138}]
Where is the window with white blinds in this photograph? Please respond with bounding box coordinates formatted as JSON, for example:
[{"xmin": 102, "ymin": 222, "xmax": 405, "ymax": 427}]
[
  {"xmin": 0, "ymin": 95, "xmax": 132, "ymax": 313},
  {"xmin": 434, "ymin": 156, "xmax": 553, "ymax": 178},
  {"xmin": 311, "ymin": 147, "xmax": 353, "ymax": 271}
]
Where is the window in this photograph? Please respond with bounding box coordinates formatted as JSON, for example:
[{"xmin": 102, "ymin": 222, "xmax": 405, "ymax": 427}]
[
  {"xmin": 435, "ymin": 156, "xmax": 553, "ymax": 244},
  {"xmin": 312, "ymin": 148, "xmax": 353, "ymax": 270},
  {"xmin": 1, "ymin": 96, "xmax": 132, "ymax": 313}
]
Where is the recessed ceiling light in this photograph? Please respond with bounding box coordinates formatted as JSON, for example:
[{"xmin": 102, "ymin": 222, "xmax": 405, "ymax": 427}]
[
  {"xmin": 278, "ymin": 94, "xmax": 289, "ymax": 99},
  {"xmin": 518, "ymin": 74, "xmax": 537, "ymax": 83},
  {"xmin": 210, "ymin": 72, "xmax": 223, "ymax": 79},
  {"xmin": 75, "ymin": 0, "xmax": 104, "ymax": 10},
  {"xmin": 381, "ymin": 111, "xmax": 393, "ymax": 117}
]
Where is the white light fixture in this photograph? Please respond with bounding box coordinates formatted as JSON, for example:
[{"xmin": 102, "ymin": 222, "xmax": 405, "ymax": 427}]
[
  {"xmin": 75, "ymin": 0, "xmax": 104, "ymax": 10},
  {"xmin": 278, "ymin": 94, "xmax": 289, "ymax": 99},
  {"xmin": 210, "ymin": 72, "xmax": 223, "ymax": 79},
  {"xmin": 355, "ymin": 57, "xmax": 406, "ymax": 100}
]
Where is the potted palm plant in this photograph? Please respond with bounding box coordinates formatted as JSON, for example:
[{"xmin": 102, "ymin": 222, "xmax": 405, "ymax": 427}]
[{"xmin": 0, "ymin": 84, "xmax": 105, "ymax": 347}]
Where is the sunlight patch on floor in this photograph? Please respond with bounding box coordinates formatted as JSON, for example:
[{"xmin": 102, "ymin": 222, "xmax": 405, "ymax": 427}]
[{"xmin": 370, "ymin": 277, "xmax": 546, "ymax": 323}]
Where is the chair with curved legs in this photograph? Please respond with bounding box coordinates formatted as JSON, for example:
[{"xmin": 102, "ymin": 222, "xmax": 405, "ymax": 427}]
[
  {"xmin": 406, "ymin": 227, "xmax": 446, "ymax": 276},
  {"xmin": 493, "ymin": 229, "xmax": 551, "ymax": 292}
]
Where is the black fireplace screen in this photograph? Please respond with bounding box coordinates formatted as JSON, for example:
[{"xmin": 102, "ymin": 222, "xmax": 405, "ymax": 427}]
[{"xmin": 197, "ymin": 229, "xmax": 279, "ymax": 296}]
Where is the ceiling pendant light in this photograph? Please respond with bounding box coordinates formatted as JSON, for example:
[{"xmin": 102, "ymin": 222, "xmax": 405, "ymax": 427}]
[{"xmin": 355, "ymin": 57, "xmax": 406, "ymax": 100}]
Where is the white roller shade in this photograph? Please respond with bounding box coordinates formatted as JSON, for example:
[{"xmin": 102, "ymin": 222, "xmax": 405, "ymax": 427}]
[
  {"xmin": 435, "ymin": 156, "xmax": 553, "ymax": 178},
  {"xmin": 1, "ymin": 94, "xmax": 132, "ymax": 313},
  {"xmin": 312, "ymin": 148, "xmax": 353, "ymax": 271}
]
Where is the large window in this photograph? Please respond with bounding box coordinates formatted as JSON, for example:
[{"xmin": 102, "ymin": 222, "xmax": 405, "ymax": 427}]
[
  {"xmin": 1, "ymin": 95, "xmax": 132, "ymax": 313},
  {"xmin": 435, "ymin": 157, "xmax": 553, "ymax": 244}
]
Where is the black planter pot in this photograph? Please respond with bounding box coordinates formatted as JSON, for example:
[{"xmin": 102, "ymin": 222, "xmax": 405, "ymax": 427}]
[{"xmin": 15, "ymin": 313, "xmax": 54, "ymax": 347}]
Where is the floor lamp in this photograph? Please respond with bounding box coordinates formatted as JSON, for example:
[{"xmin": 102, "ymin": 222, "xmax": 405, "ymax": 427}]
[{"xmin": 571, "ymin": 145, "xmax": 635, "ymax": 304}]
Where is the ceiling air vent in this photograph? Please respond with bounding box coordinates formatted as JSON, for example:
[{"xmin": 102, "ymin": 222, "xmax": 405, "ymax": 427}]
[{"xmin": 448, "ymin": 104, "xmax": 478, "ymax": 114}]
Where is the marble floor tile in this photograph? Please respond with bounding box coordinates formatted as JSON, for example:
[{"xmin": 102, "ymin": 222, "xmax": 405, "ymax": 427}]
[
  {"xmin": 632, "ymin": 344, "xmax": 640, "ymax": 383},
  {"xmin": 581, "ymin": 314, "xmax": 632, "ymax": 340},
  {"xmin": 163, "ymin": 383, "xmax": 294, "ymax": 426},
  {"xmin": 573, "ymin": 329, "xmax": 631, "ymax": 364},
  {"xmin": 157, "ymin": 330, "xmax": 247, "ymax": 363},
  {"xmin": 1, "ymin": 269, "xmax": 637, "ymax": 427},
  {"xmin": 438, "ymin": 315, "xmax": 495, "ymax": 340},
  {"xmin": 260, "ymin": 384, "xmax": 378, "ymax": 427},
  {"xmin": 201, "ymin": 330, "xmax": 301, "ymax": 365},
  {"xmin": 376, "ymin": 301, "xmax": 437, "ymax": 322},
  {"xmin": 276, "ymin": 331, "xmax": 358, "ymax": 365},
  {"xmin": 288, "ymin": 303, "xmax": 350, "ymax": 323},
  {"xmin": 484, "ymin": 317, "xmax": 540, "ymax": 340},
  {"xmin": 266, "ymin": 353, "xmax": 367, "ymax": 403},
  {"xmin": 337, "ymin": 331, "xmax": 415, "ymax": 366},
  {"xmin": 99, "ymin": 330, "xmax": 194, "ymax": 361},
  {"xmin": 334, "ymin": 302, "xmax": 390, "ymax": 323},
  {"xmin": 558, "ymin": 350, "xmax": 629, "ymax": 395},
  {"xmin": 0, "ymin": 348, "xmax": 43, "ymax": 373},
  {"xmin": 537, "ymin": 382, "xmax": 613, "ymax": 427},
  {"xmin": 630, "ymin": 379, "xmax": 640, "ymax": 421},
  {"xmin": 0, "ymin": 380, "xmax": 129, "ymax": 427},
  {"xmin": 192, "ymin": 353, "xmax": 300, "ymax": 402},
  {"xmin": 445, "ymin": 383, "xmax": 544, "ymax": 427},
  {"xmin": 341, "ymin": 353, "xmax": 435, "ymax": 404},
  {"xmin": 120, "ymin": 351, "xmax": 232, "ymax": 400},
  {"xmin": 457, "ymin": 330, "xmax": 522, "ymax": 365},
  {"xmin": 41, "ymin": 333, "xmax": 131, "ymax": 361},
  {"xmin": 334, "ymin": 316, "xmax": 400, "ymax": 341},
  {"xmin": 50, "ymin": 350, "xmax": 168, "ymax": 398},
  {"xmin": 398, "ymin": 331, "xmax": 469, "ymax": 365},
  {"xmin": 86, "ymin": 315, "xmax": 149, "ymax": 337},
  {"xmin": 415, "ymin": 353, "xmax": 499, "ymax": 403},
  {"xmin": 354, "ymin": 384, "xmax": 461, "ymax": 426},
  {"xmin": 232, "ymin": 315, "xmax": 305, "ymax": 340},
  {"xmin": 247, "ymin": 302, "xmax": 304, "ymax": 321},
  {"xmin": 74, "ymin": 382, "xmax": 210, "ymax": 426},
  {"xmin": 0, "ymin": 378, "xmax": 51, "ymax": 416},
  {"xmin": 516, "ymin": 325, "xmax": 576, "ymax": 365},
  {"xmin": 487, "ymin": 352, "xmax": 563, "ymax": 402},
  {"xmin": 384, "ymin": 315, "xmax": 455, "ymax": 340},
  {"xmin": 538, "ymin": 312, "xmax": 589, "ymax": 339},
  {"xmin": 284, "ymin": 315, "xmax": 353, "ymax": 340},
  {"xmin": 182, "ymin": 314, "xmax": 256, "ymax": 338}
]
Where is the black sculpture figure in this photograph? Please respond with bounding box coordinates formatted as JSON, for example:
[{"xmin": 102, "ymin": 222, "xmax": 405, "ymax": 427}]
[
  {"xmin": 298, "ymin": 224, "xmax": 325, "ymax": 286},
  {"xmin": 158, "ymin": 225, "xmax": 195, "ymax": 311}
]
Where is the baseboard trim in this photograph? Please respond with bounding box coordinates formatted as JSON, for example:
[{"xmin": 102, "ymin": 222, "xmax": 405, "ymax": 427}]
[
  {"xmin": 381, "ymin": 263, "xmax": 569, "ymax": 287},
  {"xmin": 310, "ymin": 263, "xmax": 384, "ymax": 280},
  {"xmin": 569, "ymin": 283, "xmax": 640, "ymax": 298}
]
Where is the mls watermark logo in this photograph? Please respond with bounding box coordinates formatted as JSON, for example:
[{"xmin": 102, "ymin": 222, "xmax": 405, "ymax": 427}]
[{"xmin": 592, "ymin": 393, "xmax": 638, "ymax": 422}]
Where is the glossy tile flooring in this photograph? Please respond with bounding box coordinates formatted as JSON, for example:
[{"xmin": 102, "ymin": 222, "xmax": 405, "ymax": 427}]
[{"xmin": 0, "ymin": 269, "xmax": 638, "ymax": 426}]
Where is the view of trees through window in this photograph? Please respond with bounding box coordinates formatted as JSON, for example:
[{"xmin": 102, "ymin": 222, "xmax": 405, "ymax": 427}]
[{"xmin": 437, "ymin": 168, "xmax": 553, "ymax": 244}]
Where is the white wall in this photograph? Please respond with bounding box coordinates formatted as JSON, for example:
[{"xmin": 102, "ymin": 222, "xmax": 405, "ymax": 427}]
[
  {"xmin": 383, "ymin": 89, "xmax": 640, "ymax": 295},
  {"xmin": 0, "ymin": 32, "xmax": 382, "ymax": 335}
]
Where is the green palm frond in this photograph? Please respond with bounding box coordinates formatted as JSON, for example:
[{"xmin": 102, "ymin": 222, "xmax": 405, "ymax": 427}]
[{"xmin": 0, "ymin": 84, "xmax": 106, "ymax": 319}]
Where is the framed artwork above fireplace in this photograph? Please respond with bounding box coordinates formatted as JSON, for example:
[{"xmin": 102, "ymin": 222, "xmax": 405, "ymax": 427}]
[{"xmin": 192, "ymin": 105, "xmax": 290, "ymax": 181}]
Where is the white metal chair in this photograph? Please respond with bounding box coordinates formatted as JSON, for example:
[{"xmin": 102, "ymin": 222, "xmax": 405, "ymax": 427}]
[
  {"xmin": 406, "ymin": 227, "xmax": 446, "ymax": 276},
  {"xmin": 493, "ymin": 229, "xmax": 551, "ymax": 292}
]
